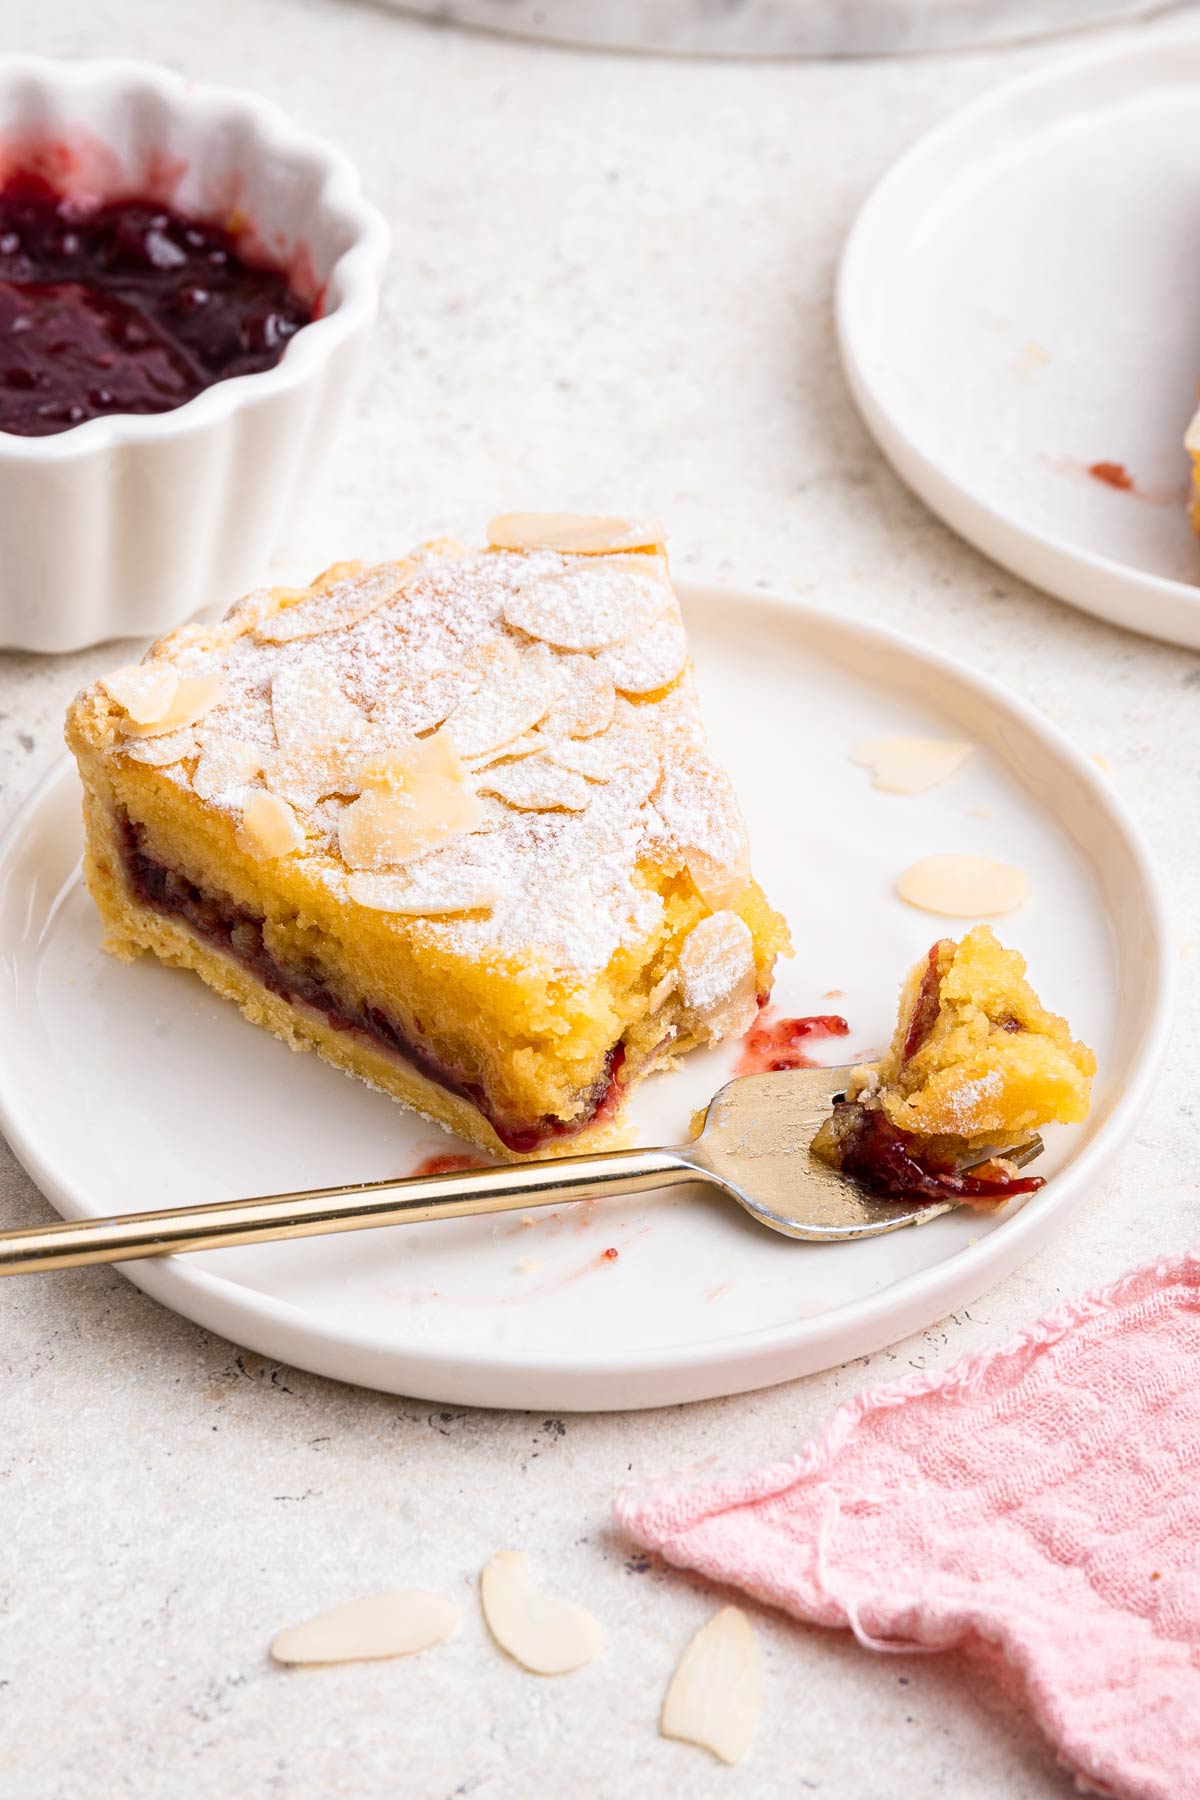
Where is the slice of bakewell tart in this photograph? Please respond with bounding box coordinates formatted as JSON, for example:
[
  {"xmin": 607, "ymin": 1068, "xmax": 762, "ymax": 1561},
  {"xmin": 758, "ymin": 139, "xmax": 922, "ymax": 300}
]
[{"xmin": 65, "ymin": 514, "xmax": 791, "ymax": 1159}]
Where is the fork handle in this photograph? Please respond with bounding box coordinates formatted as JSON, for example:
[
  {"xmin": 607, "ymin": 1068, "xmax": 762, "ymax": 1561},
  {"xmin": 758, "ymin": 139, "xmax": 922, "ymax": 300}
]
[{"xmin": 0, "ymin": 1147, "xmax": 707, "ymax": 1275}]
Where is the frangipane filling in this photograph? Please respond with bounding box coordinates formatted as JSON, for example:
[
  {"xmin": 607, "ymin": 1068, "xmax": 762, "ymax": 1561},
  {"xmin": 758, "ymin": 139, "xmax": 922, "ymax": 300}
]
[
  {"xmin": 67, "ymin": 517, "xmax": 790, "ymax": 1158},
  {"xmin": 812, "ymin": 926, "xmax": 1095, "ymax": 1208}
]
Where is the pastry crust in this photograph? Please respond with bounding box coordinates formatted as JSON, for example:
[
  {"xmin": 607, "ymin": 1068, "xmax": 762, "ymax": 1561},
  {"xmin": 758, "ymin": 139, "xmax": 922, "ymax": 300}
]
[{"xmin": 67, "ymin": 521, "xmax": 790, "ymax": 1158}]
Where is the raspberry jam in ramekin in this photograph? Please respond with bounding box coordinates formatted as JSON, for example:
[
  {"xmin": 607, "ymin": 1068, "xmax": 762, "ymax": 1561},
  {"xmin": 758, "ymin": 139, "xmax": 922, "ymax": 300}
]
[{"xmin": 0, "ymin": 172, "xmax": 313, "ymax": 436}]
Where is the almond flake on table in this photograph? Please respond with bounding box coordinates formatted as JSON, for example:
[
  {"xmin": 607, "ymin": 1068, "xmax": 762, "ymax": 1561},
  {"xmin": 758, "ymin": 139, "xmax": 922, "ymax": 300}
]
[
  {"xmin": 487, "ymin": 511, "xmax": 666, "ymax": 554},
  {"xmin": 660, "ymin": 1606, "xmax": 762, "ymax": 1766},
  {"xmin": 897, "ymin": 852, "xmax": 1029, "ymax": 917},
  {"xmin": 480, "ymin": 1551, "xmax": 600, "ymax": 1675},
  {"xmin": 852, "ymin": 736, "xmax": 973, "ymax": 794},
  {"xmin": 504, "ymin": 558, "xmax": 669, "ymax": 651},
  {"xmin": 100, "ymin": 663, "xmax": 179, "ymax": 725},
  {"xmin": 270, "ymin": 1589, "xmax": 456, "ymax": 1665}
]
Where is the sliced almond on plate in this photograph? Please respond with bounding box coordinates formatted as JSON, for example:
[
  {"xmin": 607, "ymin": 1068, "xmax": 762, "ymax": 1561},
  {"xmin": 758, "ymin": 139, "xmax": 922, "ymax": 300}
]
[
  {"xmin": 897, "ymin": 853, "xmax": 1028, "ymax": 917},
  {"xmin": 487, "ymin": 512, "xmax": 665, "ymax": 555},
  {"xmin": 338, "ymin": 778, "xmax": 482, "ymax": 869},
  {"xmin": 661, "ymin": 1606, "xmax": 762, "ymax": 1765},
  {"xmin": 100, "ymin": 663, "xmax": 179, "ymax": 726},
  {"xmin": 480, "ymin": 1551, "xmax": 600, "ymax": 1675},
  {"xmin": 237, "ymin": 791, "xmax": 305, "ymax": 861},
  {"xmin": 852, "ymin": 736, "xmax": 973, "ymax": 795},
  {"xmin": 478, "ymin": 756, "xmax": 591, "ymax": 813},
  {"xmin": 504, "ymin": 559, "xmax": 669, "ymax": 652},
  {"xmin": 119, "ymin": 673, "xmax": 225, "ymax": 739},
  {"xmin": 254, "ymin": 562, "xmax": 410, "ymax": 644},
  {"xmin": 270, "ymin": 1589, "xmax": 456, "ymax": 1665},
  {"xmin": 595, "ymin": 613, "xmax": 687, "ymax": 695}
]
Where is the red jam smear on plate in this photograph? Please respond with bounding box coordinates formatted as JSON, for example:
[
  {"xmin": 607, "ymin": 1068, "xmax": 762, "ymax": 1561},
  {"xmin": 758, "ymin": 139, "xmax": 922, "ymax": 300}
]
[
  {"xmin": 736, "ymin": 1009, "xmax": 850, "ymax": 1075},
  {"xmin": 0, "ymin": 173, "xmax": 312, "ymax": 435}
]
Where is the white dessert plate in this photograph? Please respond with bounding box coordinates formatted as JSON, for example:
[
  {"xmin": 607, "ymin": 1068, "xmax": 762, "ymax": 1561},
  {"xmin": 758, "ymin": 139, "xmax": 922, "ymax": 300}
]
[
  {"xmin": 837, "ymin": 28, "xmax": 1200, "ymax": 649},
  {"xmin": 0, "ymin": 585, "xmax": 1171, "ymax": 1409}
]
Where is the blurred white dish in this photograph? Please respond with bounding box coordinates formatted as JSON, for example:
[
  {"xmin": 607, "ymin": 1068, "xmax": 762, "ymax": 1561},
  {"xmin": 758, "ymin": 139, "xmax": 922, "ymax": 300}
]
[
  {"xmin": 0, "ymin": 57, "xmax": 388, "ymax": 652},
  {"xmin": 838, "ymin": 29, "xmax": 1200, "ymax": 648},
  {"xmin": 0, "ymin": 585, "xmax": 1171, "ymax": 1409}
]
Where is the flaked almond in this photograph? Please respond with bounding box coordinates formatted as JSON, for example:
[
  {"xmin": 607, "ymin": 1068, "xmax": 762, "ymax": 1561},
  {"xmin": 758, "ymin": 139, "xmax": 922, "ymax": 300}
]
[
  {"xmin": 661, "ymin": 1607, "xmax": 762, "ymax": 1766},
  {"xmin": 504, "ymin": 558, "xmax": 669, "ymax": 652},
  {"xmin": 678, "ymin": 911, "xmax": 758, "ymax": 1041},
  {"xmin": 686, "ymin": 844, "xmax": 751, "ymax": 911},
  {"xmin": 657, "ymin": 750, "xmax": 751, "ymax": 907},
  {"xmin": 648, "ymin": 970, "xmax": 678, "ymax": 1012},
  {"xmin": 237, "ymin": 791, "xmax": 305, "ymax": 861},
  {"xmin": 120, "ymin": 673, "xmax": 225, "ymax": 739},
  {"xmin": 193, "ymin": 738, "xmax": 265, "ymax": 805},
  {"xmin": 479, "ymin": 757, "xmax": 591, "ymax": 813},
  {"xmin": 270, "ymin": 1589, "xmax": 456, "ymax": 1666},
  {"xmin": 265, "ymin": 740, "xmax": 366, "ymax": 812},
  {"xmin": 487, "ymin": 512, "xmax": 666, "ymax": 555},
  {"xmin": 852, "ymin": 736, "xmax": 973, "ymax": 795},
  {"xmin": 121, "ymin": 728, "xmax": 198, "ymax": 767},
  {"xmin": 897, "ymin": 853, "xmax": 1029, "ymax": 917},
  {"xmin": 100, "ymin": 663, "xmax": 179, "ymax": 726},
  {"xmin": 550, "ymin": 720, "xmax": 656, "ymax": 782},
  {"xmin": 358, "ymin": 728, "xmax": 466, "ymax": 790},
  {"xmin": 467, "ymin": 731, "xmax": 546, "ymax": 771},
  {"xmin": 338, "ymin": 778, "xmax": 482, "ymax": 869},
  {"xmin": 596, "ymin": 613, "xmax": 687, "ymax": 695},
  {"xmin": 348, "ymin": 859, "xmax": 504, "ymax": 915},
  {"xmin": 544, "ymin": 660, "xmax": 616, "ymax": 738},
  {"xmin": 480, "ymin": 1551, "xmax": 600, "ymax": 1676},
  {"xmin": 271, "ymin": 662, "xmax": 365, "ymax": 751},
  {"xmin": 255, "ymin": 562, "xmax": 411, "ymax": 644},
  {"xmin": 445, "ymin": 646, "xmax": 560, "ymax": 758}
]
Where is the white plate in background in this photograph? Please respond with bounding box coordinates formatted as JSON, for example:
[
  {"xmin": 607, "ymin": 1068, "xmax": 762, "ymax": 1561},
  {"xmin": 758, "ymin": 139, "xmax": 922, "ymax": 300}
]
[
  {"xmin": 838, "ymin": 29, "xmax": 1200, "ymax": 648},
  {"xmin": 0, "ymin": 585, "xmax": 1172, "ymax": 1408}
]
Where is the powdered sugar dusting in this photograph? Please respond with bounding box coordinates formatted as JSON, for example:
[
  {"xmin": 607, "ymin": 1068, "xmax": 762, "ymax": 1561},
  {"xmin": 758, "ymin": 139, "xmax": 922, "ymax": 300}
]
[{"xmin": 108, "ymin": 540, "xmax": 753, "ymax": 977}]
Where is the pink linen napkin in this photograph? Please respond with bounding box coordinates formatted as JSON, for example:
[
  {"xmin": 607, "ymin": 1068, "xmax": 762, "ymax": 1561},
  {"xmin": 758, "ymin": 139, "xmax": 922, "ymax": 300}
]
[{"xmin": 615, "ymin": 1250, "xmax": 1200, "ymax": 1800}]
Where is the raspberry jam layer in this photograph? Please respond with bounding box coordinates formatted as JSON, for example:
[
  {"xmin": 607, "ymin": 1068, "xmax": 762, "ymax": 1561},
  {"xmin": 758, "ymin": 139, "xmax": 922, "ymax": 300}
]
[
  {"xmin": 117, "ymin": 815, "xmax": 622, "ymax": 1155},
  {"xmin": 823, "ymin": 1103, "xmax": 1043, "ymax": 1209},
  {"xmin": 0, "ymin": 174, "xmax": 311, "ymax": 435}
]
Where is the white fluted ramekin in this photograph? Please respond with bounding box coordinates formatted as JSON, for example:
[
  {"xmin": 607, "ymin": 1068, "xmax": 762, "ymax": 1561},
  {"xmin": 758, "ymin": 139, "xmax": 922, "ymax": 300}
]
[{"xmin": 0, "ymin": 57, "xmax": 389, "ymax": 652}]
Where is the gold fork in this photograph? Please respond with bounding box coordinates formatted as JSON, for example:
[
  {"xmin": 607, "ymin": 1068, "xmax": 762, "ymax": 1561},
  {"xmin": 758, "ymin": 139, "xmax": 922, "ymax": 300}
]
[{"xmin": 0, "ymin": 1064, "xmax": 1043, "ymax": 1274}]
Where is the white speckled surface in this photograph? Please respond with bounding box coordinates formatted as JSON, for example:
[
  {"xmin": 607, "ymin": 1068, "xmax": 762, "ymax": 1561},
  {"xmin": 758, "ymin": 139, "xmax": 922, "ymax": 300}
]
[{"xmin": 1, "ymin": 6, "xmax": 1196, "ymax": 1795}]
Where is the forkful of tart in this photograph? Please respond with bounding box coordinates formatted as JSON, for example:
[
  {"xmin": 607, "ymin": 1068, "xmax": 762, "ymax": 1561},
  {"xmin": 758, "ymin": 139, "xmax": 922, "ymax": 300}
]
[{"xmin": 0, "ymin": 925, "xmax": 1095, "ymax": 1273}]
